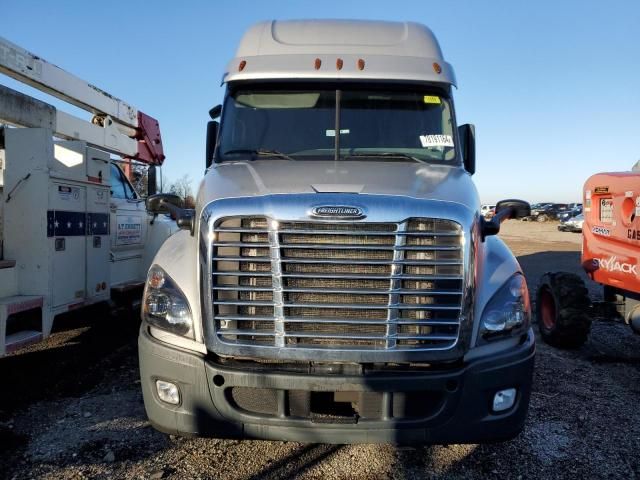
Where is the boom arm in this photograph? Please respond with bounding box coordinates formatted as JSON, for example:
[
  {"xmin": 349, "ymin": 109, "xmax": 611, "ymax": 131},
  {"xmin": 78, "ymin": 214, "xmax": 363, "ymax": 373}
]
[{"xmin": 0, "ymin": 36, "xmax": 164, "ymax": 165}]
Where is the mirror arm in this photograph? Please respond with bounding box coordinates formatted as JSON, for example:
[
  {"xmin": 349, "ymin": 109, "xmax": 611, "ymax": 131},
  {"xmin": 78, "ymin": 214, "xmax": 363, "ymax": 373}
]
[
  {"xmin": 480, "ymin": 208, "xmax": 515, "ymax": 241},
  {"xmin": 177, "ymin": 209, "xmax": 195, "ymax": 235},
  {"xmin": 160, "ymin": 200, "xmax": 195, "ymax": 234}
]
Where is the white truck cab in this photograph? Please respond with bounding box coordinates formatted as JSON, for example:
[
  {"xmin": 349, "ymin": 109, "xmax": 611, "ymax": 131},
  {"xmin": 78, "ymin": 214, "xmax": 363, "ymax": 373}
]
[
  {"xmin": 139, "ymin": 20, "xmax": 534, "ymax": 445},
  {"xmin": 108, "ymin": 162, "xmax": 171, "ymax": 289}
]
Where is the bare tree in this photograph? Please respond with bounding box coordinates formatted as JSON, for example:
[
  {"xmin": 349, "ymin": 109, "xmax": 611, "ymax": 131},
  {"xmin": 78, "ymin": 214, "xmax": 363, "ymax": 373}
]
[
  {"xmin": 184, "ymin": 195, "xmax": 196, "ymax": 209},
  {"xmin": 168, "ymin": 174, "xmax": 194, "ymax": 205}
]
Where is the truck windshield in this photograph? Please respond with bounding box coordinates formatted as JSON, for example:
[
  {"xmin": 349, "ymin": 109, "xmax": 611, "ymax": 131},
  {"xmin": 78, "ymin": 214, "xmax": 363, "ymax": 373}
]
[{"xmin": 217, "ymin": 86, "xmax": 458, "ymax": 164}]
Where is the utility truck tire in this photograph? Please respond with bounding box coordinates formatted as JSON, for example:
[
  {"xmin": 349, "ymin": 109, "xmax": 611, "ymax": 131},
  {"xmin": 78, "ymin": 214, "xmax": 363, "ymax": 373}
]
[
  {"xmin": 536, "ymin": 214, "xmax": 548, "ymax": 222},
  {"xmin": 536, "ymin": 272, "xmax": 591, "ymax": 348}
]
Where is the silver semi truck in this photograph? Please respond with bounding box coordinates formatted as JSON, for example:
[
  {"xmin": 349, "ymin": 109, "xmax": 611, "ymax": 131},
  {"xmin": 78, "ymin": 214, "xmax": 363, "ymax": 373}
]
[{"xmin": 139, "ymin": 20, "xmax": 535, "ymax": 444}]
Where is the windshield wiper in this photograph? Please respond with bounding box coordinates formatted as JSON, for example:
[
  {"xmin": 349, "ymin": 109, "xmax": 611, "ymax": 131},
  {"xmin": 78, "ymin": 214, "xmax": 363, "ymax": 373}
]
[
  {"xmin": 221, "ymin": 149, "xmax": 296, "ymax": 161},
  {"xmin": 343, "ymin": 152, "xmax": 425, "ymax": 163}
]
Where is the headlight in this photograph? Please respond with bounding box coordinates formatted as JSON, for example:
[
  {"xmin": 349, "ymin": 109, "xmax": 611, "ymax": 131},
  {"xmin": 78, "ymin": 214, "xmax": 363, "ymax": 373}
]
[
  {"xmin": 480, "ymin": 274, "xmax": 530, "ymax": 340},
  {"xmin": 142, "ymin": 265, "xmax": 194, "ymax": 338}
]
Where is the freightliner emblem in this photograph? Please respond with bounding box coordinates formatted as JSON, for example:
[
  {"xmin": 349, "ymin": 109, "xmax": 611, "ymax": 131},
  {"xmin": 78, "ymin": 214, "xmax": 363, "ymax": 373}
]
[{"xmin": 311, "ymin": 206, "xmax": 365, "ymax": 219}]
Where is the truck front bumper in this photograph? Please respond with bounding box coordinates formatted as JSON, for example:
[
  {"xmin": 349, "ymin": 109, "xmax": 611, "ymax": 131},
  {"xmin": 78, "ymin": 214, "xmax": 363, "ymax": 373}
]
[{"xmin": 139, "ymin": 328, "xmax": 535, "ymax": 444}]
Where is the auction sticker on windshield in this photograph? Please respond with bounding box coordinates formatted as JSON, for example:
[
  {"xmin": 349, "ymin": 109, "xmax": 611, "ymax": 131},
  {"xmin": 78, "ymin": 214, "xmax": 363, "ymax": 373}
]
[
  {"xmin": 600, "ymin": 198, "xmax": 614, "ymax": 224},
  {"xmin": 419, "ymin": 134, "xmax": 454, "ymax": 148},
  {"xmin": 423, "ymin": 95, "xmax": 441, "ymax": 104}
]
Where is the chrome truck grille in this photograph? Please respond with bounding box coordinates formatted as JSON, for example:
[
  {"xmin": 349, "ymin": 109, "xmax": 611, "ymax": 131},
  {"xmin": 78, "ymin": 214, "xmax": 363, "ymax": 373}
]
[{"xmin": 210, "ymin": 216, "xmax": 464, "ymax": 354}]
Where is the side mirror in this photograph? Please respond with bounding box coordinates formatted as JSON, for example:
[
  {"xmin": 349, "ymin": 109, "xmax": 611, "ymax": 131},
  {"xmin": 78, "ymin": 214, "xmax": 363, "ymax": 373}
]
[
  {"xmin": 209, "ymin": 104, "xmax": 222, "ymax": 119},
  {"xmin": 206, "ymin": 120, "xmax": 219, "ymax": 169},
  {"xmin": 457, "ymin": 124, "xmax": 476, "ymax": 175},
  {"xmin": 145, "ymin": 193, "xmax": 183, "ymax": 214},
  {"xmin": 146, "ymin": 193, "xmax": 195, "ymax": 233},
  {"xmin": 495, "ymin": 199, "xmax": 531, "ymax": 219},
  {"xmin": 481, "ymin": 199, "xmax": 530, "ymax": 240},
  {"xmin": 147, "ymin": 165, "xmax": 158, "ymax": 196}
]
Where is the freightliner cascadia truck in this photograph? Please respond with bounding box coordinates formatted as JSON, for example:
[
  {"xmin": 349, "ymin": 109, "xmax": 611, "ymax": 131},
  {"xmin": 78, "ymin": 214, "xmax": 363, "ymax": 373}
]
[{"xmin": 139, "ymin": 20, "xmax": 535, "ymax": 444}]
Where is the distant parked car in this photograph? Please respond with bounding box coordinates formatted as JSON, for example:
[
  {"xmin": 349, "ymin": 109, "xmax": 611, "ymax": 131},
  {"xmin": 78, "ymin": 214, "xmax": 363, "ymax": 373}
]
[
  {"xmin": 557, "ymin": 204, "xmax": 583, "ymax": 221},
  {"xmin": 481, "ymin": 204, "xmax": 495, "ymax": 219},
  {"xmin": 557, "ymin": 213, "xmax": 584, "ymax": 232},
  {"xmin": 528, "ymin": 203, "xmax": 569, "ymax": 222},
  {"xmin": 522, "ymin": 203, "xmax": 549, "ymax": 221}
]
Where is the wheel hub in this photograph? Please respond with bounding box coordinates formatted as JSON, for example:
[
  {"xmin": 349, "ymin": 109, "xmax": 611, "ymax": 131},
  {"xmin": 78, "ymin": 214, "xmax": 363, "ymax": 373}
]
[{"xmin": 540, "ymin": 288, "xmax": 556, "ymax": 330}]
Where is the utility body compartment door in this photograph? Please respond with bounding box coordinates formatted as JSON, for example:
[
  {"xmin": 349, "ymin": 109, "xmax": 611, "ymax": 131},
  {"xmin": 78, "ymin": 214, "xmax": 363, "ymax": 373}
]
[
  {"xmin": 85, "ymin": 147, "xmax": 111, "ymax": 301},
  {"xmin": 49, "ymin": 182, "xmax": 87, "ymax": 307}
]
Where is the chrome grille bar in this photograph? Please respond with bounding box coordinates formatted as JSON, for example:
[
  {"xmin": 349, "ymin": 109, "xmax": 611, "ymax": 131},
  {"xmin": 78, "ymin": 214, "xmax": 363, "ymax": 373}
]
[
  {"xmin": 214, "ymin": 300, "xmax": 461, "ymax": 310},
  {"xmin": 212, "ymin": 256, "xmax": 463, "ymax": 265},
  {"xmin": 213, "ymin": 242, "xmax": 460, "ymax": 251},
  {"xmin": 213, "ymin": 271, "xmax": 463, "ymax": 280},
  {"xmin": 215, "ymin": 228, "xmax": 460, "ymax": 236},
  {"xmin": 217, "ymin": 330, "xmax": 458, "ymax": 341},
  {"xmin": 214, "ymin": 315, "xmax": 459, "ymax": 326},
  {"xmin": 214, "ymin": 286, "xmax": 462, "ymax": 295}
]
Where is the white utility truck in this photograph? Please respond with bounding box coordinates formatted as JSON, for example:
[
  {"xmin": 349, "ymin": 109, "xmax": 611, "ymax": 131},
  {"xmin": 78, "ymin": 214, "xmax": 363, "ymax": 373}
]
[
  {"xmin": 139, "ymin": 20, "xmax": 535, "ymax": 444},
  {"xmin": 0, "ymin": 37, "xmax": 176, "ymax": 356}
]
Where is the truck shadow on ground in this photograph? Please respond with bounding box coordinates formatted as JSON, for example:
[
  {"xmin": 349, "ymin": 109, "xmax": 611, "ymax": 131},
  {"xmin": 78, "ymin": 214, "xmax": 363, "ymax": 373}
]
[
  {"xmin": 245, "ymin": 444, "xmax": 345, "ymax": 480},
  {"xmin": 0, "ymin": 306, "xmax": 140, "ymax": 417},
  {"xmin": 0, "ymin": 305, "xmax": 141, "ymax": 467},
  {"xmin": 515, "ymin": 250, "xmax": 590, "ymax": 292}
]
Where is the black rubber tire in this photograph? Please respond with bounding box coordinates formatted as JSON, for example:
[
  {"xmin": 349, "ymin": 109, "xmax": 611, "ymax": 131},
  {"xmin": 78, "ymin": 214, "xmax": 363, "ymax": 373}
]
[
  {"xmin": 536, "ymin": 272, "xmax": 592, "ymax": 348},
  {"xmin": 536, "ymin": 214, "xmax": 548, "ymax": 222}
]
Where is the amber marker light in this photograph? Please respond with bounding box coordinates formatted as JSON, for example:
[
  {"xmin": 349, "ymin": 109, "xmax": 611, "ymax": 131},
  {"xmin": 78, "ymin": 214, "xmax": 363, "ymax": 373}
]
[
  {"xmin": 357, "ymin": 58, "xmax": 365, "ymax": 70},
  {"xmin": 314, "ymin": 58, "xmax": 322, "ymax": 70},
  {"xmin": 238, "ymin": 60, "xmax": 247, "ymax": 71},
  {"xmin": 336, "ymin": 58, "xmax": 344, "ymax": 70},
  {"xmin": 432, "ymin": 62, "xmax": 442, "ymax": 74}
]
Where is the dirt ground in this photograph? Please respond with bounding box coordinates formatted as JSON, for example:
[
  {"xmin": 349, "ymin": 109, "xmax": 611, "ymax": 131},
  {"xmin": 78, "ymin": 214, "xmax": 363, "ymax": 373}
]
[{"xmin": 2, "ymin": 220, "xmax": 640, "ymax": 479}]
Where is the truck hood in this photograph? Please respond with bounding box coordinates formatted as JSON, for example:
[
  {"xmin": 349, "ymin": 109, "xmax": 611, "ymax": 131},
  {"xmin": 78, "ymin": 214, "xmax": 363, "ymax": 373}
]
[{"xmin": 197, "ymin": 160, "xmax": 479, "ymax": 211}]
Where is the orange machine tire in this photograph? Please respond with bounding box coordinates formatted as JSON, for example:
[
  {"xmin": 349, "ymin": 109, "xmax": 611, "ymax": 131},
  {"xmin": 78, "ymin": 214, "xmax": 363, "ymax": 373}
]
[{"xmin": 536, "ymin": 272, "xmax": 592, "ymax": 348}]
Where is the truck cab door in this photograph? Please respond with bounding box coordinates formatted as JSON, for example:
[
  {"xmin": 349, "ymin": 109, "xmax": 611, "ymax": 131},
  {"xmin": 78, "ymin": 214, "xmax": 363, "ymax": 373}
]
[{"xmin": 109, "ymin": 163, "xmax": 148, "ymax": 286}]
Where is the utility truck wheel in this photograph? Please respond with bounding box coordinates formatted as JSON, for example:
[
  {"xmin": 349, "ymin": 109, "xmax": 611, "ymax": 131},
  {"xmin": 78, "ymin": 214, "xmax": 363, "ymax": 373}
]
[
  {"xmin": 536, "ymin": 214, "xmax": 548, "ymax": 222},
  {"xmin": 536, "ymin": 272, "xmax": 591, "ymax": 348}
]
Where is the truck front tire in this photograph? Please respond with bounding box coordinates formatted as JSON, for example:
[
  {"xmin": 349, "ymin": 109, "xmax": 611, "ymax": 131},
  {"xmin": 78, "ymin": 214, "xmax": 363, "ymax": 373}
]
[{"xmin": 536, "ymin": 272, "xmax": 591, "ymax": 348}]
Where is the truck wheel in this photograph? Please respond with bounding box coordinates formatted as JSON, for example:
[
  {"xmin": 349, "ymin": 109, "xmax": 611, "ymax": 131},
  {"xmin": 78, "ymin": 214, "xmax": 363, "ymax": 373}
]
[
  {"xmin": 536, "ymin": 214, "xmax": 548, "ymax": 222},
  {"xmin": 536, "ymin": 272, "xmax": 591, "ymax": 348}
]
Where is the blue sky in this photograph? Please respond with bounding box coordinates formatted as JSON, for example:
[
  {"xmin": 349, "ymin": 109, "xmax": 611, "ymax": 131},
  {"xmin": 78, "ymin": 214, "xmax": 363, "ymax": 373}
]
[{"xmin": 3, "ymin": 1, "xmax": 639, "ymax": 203}]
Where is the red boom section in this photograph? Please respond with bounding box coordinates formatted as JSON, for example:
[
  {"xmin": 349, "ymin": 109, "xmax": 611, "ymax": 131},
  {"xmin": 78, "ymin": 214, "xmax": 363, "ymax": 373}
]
[
  {"xmin": 131, "ymin": 111, "xmax": 165, "ymax": 166},
  {"xmin": 582, "ymin": 172, "xmax": 640, "ymax": 294}
]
